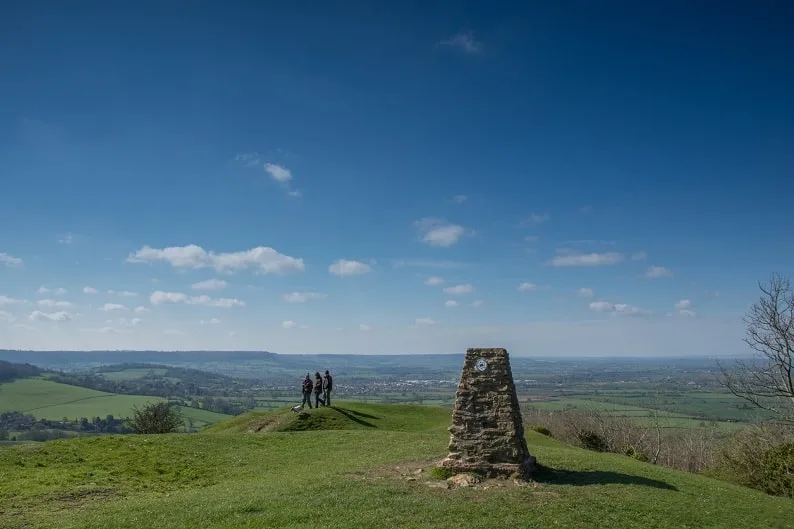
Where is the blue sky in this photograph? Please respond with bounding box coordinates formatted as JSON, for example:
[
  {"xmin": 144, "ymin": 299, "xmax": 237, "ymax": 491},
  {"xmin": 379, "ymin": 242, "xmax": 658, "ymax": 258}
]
[{"xmin": 1, "ymin": 1, "xmax": 792, "ymax": 354}]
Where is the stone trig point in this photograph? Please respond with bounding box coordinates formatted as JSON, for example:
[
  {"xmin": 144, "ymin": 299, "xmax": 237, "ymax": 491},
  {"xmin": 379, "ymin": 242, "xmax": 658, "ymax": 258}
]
[{"xmin": 439, "ymin": 348, "xmax": 536, "ymax": 479}]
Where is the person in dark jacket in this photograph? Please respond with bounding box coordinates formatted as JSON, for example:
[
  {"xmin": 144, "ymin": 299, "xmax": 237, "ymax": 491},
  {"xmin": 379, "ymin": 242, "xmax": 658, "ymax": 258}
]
[
  {"xmin": 301, "ymin": 374, "xmax": 313, "ymax": 409},
  {"xmin": 322, "ymin": 370, "xmax": 333, "ymax": 407},
  {"xmin": 313, "ymin": 372, "xmax": 325, "ymax": 408}
]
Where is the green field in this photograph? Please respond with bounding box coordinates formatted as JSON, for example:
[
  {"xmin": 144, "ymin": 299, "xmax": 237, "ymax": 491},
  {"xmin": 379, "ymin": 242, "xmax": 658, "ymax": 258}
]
[
  {"xmin": 1, "ymin": 402, "xmax": 792, "ymax": 529},
  {"xmin": 0, "ymin": 378, "xmax": 164, "ymax": 420}
]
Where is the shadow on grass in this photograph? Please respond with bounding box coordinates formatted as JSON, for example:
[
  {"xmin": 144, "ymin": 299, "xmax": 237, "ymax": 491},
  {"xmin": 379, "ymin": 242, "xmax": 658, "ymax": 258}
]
[
  {"xmin": 332, "ymin": 407, "xmax": 378, "ymax": 428},
  {"xmin": 344, "ymin": 409, "xmax": 380, "ymax": 420},
  {"xmin": 533, "ymin": 464, "xmax": 678, "ymax": 490}
]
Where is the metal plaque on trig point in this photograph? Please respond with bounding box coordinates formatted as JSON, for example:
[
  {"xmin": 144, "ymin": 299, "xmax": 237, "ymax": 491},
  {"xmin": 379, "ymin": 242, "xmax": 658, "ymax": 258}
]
[{"xmin": 475, "ymin": 358, "xmax": 488, "ymax": 372}]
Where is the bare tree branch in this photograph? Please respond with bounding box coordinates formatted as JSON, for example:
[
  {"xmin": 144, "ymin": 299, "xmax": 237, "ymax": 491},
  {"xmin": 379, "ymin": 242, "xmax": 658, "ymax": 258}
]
[{"xmin": 719, "ymin": 274, "xmax": 794, "ymax": 424}]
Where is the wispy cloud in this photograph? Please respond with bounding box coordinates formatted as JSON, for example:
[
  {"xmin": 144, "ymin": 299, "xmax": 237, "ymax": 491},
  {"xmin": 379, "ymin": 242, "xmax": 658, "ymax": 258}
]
[
  {"xmin": 83, "ymin": 287, "xmax": 99, "ymax": 294},
  {"xmin": 451, "ymin": 194, "xmax": 468, "ymax": 204},
  {"xmin": 359, "ymin": 324, "xmax": 371, "ymax": 331},
  {"xmin": 0, "ymin": 296, "xmax": 25, "ymax": 306},
  {"xmin": 128, "ymin": 244, "xmax": 305, "ymax": 275},
  {"xmin": 443, "ymin": 284, "xmax": 474, "ymax": 295},
  {"xmin": 440, "ymin": 31, "xmax": 483, "ymax": 55},
  {"xmin": 522, "ymin": 213, "xmax": 550, "ymax": 225},
  {"xmin": 589, "ymin": 301, "xmax": 650, "ymax": 316},
  {"xmin": 191, "ymin": 279, "xmax": 228, "ymax": 291},
  {"xmin": 518, "ymin": 282, "xmax": 537, "ymax": 292},
  {"xmin": 631, "ymin": 251, "xmax": 647, "ymax": 261},
  {"xmin": 37, "ymin": 299, "xmax": 74, "ymax": 308},
  {"xmin": 58, "ymin": 233, "xmax": 74, "ymax": 244},
  {"xmin": 645, "ymin": 266, "xmax": 673, "ymax": 278},
  {"xmin": 283, "ymin": 292, "xmax": 327, "ymax": 303},
  {"xmin": 0, "ymin": 253, "xmax": 23, "ymax": 267},
  {"xmin": 29, "ymin": 310, "xmax": 72, "ymax": 322},
  {"xmin": 549, "ymin": 251, "xmax": 624, "ymax": 267},
  {"xmin": 328, "ymin": 259, "xmax": 373, "ymax": 277},
  {"xmin": 415, "ymin": 218, "xmax": 469, "ymax": 248},
  {"xmin": 100, "ymin": 303, "xmax": 127, "ymax": 312},
  {"xmin": 415, "ymin": 317, "xmax": 438, "ymax": 326},
  {"xmin": 445, "ymin": 300, "xmax": 459, "ymax": 307},
  {"xmin": 264, "ymin": 163, "xmax": 292, "ymax": 183},
  {"xmin": 578, "ymin": 288, "xmax": 594, "ymax": 298},
  {"xmin": 424, "ymin": 276, "xmax": 445, "ymax": 286},
  {"xmin": 149, "ymin": 291, "xmax": 245, "ymax": 308}
]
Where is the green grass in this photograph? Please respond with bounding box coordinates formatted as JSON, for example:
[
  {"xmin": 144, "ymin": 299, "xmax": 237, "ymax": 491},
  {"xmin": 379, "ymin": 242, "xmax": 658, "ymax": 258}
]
[
  {"xmin": 1, "ymin": 402, "xmax": 792, "ymax": 528},
  {"xmin": 177, "ymin": 407, "xmax": 230, "ymax": 429},
  {"xmin": 0, "ymin": 378, "xmax": 164, "ymax": 421}
]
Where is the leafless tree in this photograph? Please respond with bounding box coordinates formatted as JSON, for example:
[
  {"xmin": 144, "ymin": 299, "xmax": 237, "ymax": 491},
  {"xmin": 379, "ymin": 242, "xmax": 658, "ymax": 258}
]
[{"xmin": 720, "ymin": 274, "xmax": 794, "ymax": 424}]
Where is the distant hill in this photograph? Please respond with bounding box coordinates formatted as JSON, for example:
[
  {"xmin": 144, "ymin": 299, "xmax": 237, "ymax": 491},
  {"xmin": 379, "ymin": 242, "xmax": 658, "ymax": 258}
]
[{"xmin": 2, "ymin": 402, "xmax": 792, "ymax": 528}]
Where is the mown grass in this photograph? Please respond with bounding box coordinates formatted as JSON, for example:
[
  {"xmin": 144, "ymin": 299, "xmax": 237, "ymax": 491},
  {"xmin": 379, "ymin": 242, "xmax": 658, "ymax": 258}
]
[{"xmin": 1, "ymin": 402, "xmax": 792, "ymax": 528}]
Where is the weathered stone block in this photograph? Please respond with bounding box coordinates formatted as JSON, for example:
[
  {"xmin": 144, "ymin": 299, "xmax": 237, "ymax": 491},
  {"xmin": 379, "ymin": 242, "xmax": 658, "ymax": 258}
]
[{"xmin": 439, "ymin": 348, "xmax": 536, "ymax": 479}]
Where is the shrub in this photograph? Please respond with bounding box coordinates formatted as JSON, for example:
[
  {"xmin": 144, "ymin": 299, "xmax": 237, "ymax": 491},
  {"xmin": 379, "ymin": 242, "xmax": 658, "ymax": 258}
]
[
  {"xmin": 577, "ymin": 430, "xmax": 607, "ymax": 452},
  {"xmin": 130, "ymin": 402, "xmax": 183, "ymax": 434},
  {"xmin": 429, "ymin": 466, "xmax": 455, "ymax": 480},
  {"xmin": 531, "ymin": 425, "xmax": 552, "ymax": 437},
  {"xmin": 761, "ymin": 443, "xmax": 794, "ymax": 498},
  {"xmin": 624, "ymin": 446, "xmax": 649, "ymax": 462}
]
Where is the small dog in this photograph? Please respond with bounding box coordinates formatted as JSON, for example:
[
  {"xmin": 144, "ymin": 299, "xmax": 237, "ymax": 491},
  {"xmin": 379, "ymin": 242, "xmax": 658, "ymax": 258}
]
[{"xmin": 291, "ymin": 405, "xmax": 304, "ymax": 413}]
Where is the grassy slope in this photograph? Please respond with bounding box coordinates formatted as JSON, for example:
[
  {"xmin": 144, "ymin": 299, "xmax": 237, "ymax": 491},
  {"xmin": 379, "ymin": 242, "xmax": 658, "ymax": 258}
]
[
  {"xmin": 1, "ymin": 401, "xmax": 791, "ymax": 529},
  {"xmin": 0, "ymin": 378, "xmax": 165, "ymax": 420}
]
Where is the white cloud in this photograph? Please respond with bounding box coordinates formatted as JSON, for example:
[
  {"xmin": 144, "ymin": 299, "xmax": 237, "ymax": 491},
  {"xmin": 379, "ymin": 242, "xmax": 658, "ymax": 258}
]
[
  {"xmin": 0, "ymin": 253, "xmax": 23, "ymax": 267},
  {"xmin": 445, "ymin": 300, "xmax": 459, "ymax": 307},
  {"xmin": 675, "ymin": 299, "xmax": 692, "ymax": 310},
  {"xmin": 678, "ymin": 309, "xmax": 696, "ymax": 317},
  {"xmin": 440, "ymin": 31, "xmax": 483, "ymax": 54},
  {"xmin": 282, "ymin": 320, "xmax": 297, "ymax": 329},
  {"xmin": 36, "ymin": 286, "xmax": 50, "ymax": 294},
  {"xmin": 54, "ymin": 288, "xmax": 66, "ymax": 296},
  {"xmin": 101, "ymin": 303, "xmax": 127, "ymax": 312},
  {"xmin": 283, "ymin": 292, "xmax": 327, "ymax": 303},
  {"xmin": 522, "ymin": 213, "xmax": 550, "ymax": 225},
  {"xmin": 470, "ymin": 300, "xmax": 484, "ymax": 308},
  {"xmin": 264, "ymin": 163, "xmax": 292, "ymax": 182},
  {"xmin": 29, "ymin": 310, "xmax": 72, "ymax": 322},
  {"xmin": 201, "ymin": 318, "xmax": 222, "ymax": 325},
  {"xmin": 451, "ymin": 194, "xmax": 468, "ymax": 204},
  {"xmin": 109, "ymin": 291, "xmax": 138, "ymax": 297},
  {"xmin": 578, "ymin": 288, "xmax": 594, "ymax": 297},
  {"xmin": 58, "ymin": 233, "xmax": 73, "ymax": 244},
  {"xmin": 359, "ymin": 324, "xmax": 371, "ymax": 331},
  {"xmin": 518, "ymin": 282, "xmax": 536, "ymax": 292},
  {"xmin": 589, "ymin": 301, "xmax": 650, "ymax": 316},
  {"xmin": 0, "ymin": 296, "xmax": 25, "ymax": 306},
  {"xmin": 37, "ymin": 299, "xmax": 74, "ymax": 308},
  {"xmin": 425, "ymin": 276, "xmax": 445, "ymax": 286},
  {"xmin": 133, "ymin": 306, "xmax": 150, "ymax": 314},
  {"xmin": 192, "ymin": 279, "xmax": 228, "ymax": 291},
  {"xmin": 646, "ymin": 266, "xmax": 673, "ymax": 278},
  {"xmin": 287, "ymin": 189, "xmax": 302, "ymax": 198},
  {"xmin": 149, "ymin": 291, "xmax": 245, "ymax": 308},
  {"xmin": 116, "ymin": 317, "xmax": 142, "ymax": 327},
  {"xmin": 443, "ymin": 284, "xmax": 474, "ymax": 295},
  {"xmin": 329, "ymin": 259, "xmax": 373, "ymax": 277},
  {"xmin": 415, "ymin": 218, "xmax": 468, "ymax": 248},
  {"xmin": 631, "ymin": 251, "xmax": 647, "ymax": 261},
  {"xmin": 0, "ymin": 310, "xmax": 15, "ymax": 322},
  {"xmin": 127, "ymin": 245, "xmax": 305, "ymax": 275},
  {"xmin": 550, "ymin": 252, "xmax": 624, "ymax": 267},
  {"xmin": 415, "ymin": 318, "xmax": 438, "ymax": 326},
  {"xmin": 83, "ymin": 287, "xmax": 99, "ymax": 294}
]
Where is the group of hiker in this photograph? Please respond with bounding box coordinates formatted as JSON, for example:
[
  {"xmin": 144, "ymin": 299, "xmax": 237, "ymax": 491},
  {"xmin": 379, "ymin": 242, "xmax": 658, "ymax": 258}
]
[{"xmin": 301, "ymin": 370, "xmax": 333, "ymax": 409}]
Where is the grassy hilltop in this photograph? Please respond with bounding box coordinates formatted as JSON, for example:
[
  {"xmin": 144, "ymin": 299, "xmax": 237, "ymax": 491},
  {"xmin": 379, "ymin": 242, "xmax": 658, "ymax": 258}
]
[{"xmin": 2, "ymin": 402, "xmax": 792, "ymax": 529}]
